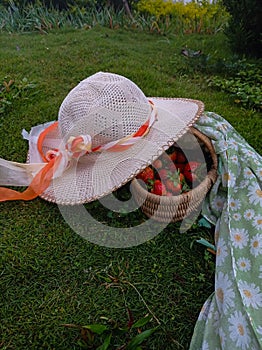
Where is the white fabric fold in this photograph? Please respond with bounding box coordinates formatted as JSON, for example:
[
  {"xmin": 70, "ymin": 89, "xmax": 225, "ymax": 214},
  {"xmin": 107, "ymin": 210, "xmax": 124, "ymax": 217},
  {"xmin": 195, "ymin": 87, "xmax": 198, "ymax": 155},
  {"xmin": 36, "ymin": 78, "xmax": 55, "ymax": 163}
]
[
  {"xmin": 0, "ymin": 159, "xmax": 45, "ymax": 186},
  {"xmin": 0, "ymin": 122, "xmax": 56, "ymax": 187}
]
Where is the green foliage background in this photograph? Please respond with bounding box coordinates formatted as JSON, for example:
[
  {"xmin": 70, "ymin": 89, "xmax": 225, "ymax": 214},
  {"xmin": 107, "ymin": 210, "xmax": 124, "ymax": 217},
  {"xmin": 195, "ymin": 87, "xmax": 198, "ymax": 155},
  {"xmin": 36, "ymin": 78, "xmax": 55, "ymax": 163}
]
[{"xmin": 222, "ymin": 0, "xmax": 262, "ymax": 58}]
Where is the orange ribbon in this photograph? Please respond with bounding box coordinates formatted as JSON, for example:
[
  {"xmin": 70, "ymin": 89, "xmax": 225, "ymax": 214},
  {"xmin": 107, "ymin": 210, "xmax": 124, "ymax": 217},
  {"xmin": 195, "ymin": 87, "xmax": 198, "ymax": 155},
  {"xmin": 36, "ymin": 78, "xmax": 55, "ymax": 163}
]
[
  {"xmin": 0, "ymin": 102, "xmax": 156, "ymax": 202},
  {"xmin": 0, "ymin": 154, "xmax": 62, "ymax": 202}
]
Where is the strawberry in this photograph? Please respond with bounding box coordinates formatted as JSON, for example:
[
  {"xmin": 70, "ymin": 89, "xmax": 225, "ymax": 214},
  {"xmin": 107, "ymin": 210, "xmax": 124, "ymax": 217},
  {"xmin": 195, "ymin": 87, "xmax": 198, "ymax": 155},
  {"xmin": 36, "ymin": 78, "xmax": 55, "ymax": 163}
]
[
  {"xmin": 176, "ymin": 150, "xmax": 187, "ymax": 163},
  {"xmin": 136, "ymin": 166, "xmax": 154, "ymax": 184},
  {"xmin": 157, "ymin": 168, "xmax": 169, "ymax": 181},
  {"xmin": 152, "ymin": 159, "xmax": 163, "ymax": 169},
  {"xmin": 168, "ymin": 161, "xmax": 177, "ymax": 172},
  {"xmin": 169, "ymin": 151, "xmax": 177, "ymax": 162},
  {"xmin": 179, "ymin": 172, "xmax": 185, "ymax": 183},
  {"xmin": 174, "ymin": 162, "xmax": 185, "ymax": 173},
  {"xmin": 166, "ymin": 191, "xmax": 173, "ymax": 197},
  {"xmin": 165, "ymin": 179, "xmax": 182, "ymax": 195},
  {"xmin": 166, "ymin": 169, "xmax": 184, "ymax": 193},
  {"xmin": 183, "ymin": 161, "xmax": 203, "ymax": 183},
  {"xmin": 151, "ymin": 180, "xmax": 167, "ymax": 196}
]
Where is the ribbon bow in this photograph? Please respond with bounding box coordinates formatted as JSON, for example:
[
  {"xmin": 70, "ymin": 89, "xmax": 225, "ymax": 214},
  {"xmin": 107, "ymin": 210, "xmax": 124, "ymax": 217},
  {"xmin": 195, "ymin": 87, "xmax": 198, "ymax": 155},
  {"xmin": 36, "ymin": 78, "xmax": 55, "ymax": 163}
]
[{"xmin": 0, "ymin": 101, "xmax": 157, "ymax": 202}]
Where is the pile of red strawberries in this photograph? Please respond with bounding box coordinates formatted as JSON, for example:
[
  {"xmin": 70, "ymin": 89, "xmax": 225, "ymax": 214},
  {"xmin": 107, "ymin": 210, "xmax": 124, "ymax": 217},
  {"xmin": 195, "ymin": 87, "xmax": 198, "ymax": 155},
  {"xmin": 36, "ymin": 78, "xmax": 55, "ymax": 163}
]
[{"xmin": 136, "ymin": 147, "xmax": 205, "ymax": 196}]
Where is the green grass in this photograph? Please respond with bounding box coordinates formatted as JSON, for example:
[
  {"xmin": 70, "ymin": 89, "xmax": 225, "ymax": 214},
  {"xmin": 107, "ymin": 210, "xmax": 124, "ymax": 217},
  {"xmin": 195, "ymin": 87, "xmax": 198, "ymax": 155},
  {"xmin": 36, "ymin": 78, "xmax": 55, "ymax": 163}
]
[{"xmin": 0, "ymin": 26, "xmax": 261, "ymax": 350}]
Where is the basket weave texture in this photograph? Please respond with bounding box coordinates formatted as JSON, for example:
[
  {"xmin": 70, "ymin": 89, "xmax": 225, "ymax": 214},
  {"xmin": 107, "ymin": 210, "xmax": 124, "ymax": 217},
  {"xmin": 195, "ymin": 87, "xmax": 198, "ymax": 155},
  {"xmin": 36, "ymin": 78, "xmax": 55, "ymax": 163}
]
[{"xmin": 132, "ymin": 127, "xmax": 218, "ymax": 223}]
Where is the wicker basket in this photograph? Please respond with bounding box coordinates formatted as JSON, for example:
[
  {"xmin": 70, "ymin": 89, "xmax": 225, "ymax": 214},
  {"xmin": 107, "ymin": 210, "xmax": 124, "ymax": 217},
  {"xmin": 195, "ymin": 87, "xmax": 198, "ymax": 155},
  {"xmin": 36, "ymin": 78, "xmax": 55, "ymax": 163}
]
[{"xmin": 131, "ymin": 127, "xmax": 218, "ymax": 223}]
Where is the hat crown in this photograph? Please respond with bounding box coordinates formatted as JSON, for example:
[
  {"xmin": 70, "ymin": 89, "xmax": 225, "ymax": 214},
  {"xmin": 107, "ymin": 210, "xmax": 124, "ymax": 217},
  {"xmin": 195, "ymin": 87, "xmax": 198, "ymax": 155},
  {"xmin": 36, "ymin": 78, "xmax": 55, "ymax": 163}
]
[{"xmin": 58, "ymin": 72, "xmax": 151, "ymax": 147}]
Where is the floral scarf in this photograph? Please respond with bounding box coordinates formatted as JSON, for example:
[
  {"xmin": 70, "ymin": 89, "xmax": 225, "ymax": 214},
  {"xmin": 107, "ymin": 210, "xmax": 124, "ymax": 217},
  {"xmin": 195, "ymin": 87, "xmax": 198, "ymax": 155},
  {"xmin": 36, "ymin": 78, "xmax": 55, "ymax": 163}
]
[{"xmin": 190, "ymin": 112, "xmax": 262, "ymax": 349}]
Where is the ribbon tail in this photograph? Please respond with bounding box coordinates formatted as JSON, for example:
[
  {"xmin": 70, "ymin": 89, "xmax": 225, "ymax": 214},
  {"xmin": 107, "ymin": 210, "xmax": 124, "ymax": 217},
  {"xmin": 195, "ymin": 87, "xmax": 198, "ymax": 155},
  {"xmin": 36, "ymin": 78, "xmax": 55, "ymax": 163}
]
[
  {"xmin": 0, "ymin": 158, "xmax": 46, "ymax": 186},
  {"xmin": 0, "ymin": 155, "xmax": 61, "ymax": 202}
]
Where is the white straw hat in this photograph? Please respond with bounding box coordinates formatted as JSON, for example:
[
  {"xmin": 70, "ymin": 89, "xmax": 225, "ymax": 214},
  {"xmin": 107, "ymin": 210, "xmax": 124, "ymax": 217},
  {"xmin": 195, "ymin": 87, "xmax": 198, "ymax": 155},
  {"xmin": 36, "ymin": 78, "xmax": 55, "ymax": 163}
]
[{"xmin": 0, "ymin": 72, "xmax": 204, "ymax": 204}]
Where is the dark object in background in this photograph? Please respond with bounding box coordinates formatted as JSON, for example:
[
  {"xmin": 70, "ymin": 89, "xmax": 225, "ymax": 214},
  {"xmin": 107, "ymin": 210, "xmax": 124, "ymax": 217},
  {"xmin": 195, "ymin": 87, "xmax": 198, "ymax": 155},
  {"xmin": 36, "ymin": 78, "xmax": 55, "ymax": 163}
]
[{"xmin": 181, "ymin": 48, "xmax": 202, "ymax": 58}]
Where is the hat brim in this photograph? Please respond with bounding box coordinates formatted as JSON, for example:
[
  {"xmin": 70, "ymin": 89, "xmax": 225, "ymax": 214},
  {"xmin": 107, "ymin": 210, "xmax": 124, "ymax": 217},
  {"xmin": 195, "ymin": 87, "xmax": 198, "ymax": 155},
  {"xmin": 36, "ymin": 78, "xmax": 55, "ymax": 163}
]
[{"xmin": 28, "ymin": 98, "xmax": 204, "ymax": 205}]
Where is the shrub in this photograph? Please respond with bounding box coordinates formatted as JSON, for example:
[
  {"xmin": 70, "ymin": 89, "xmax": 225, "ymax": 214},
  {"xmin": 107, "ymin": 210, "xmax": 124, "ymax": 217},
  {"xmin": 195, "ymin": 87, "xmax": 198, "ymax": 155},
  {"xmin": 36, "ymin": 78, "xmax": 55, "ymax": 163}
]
[
  {"xmin": 0, "ymin": 1, "xmax": 133, "ymax": 32},
  {"xmin": 209, "ymin": 62, "xmax": 262, "ymax": 110},
  {"xmin": 222, "ymin": 0, "xmax": 262, "ymax": 58},
  {"xmin": 136, "ymin": 0, "xmax": 229, "ymax": 34},
  {"xmin": 179, "ymin": 50, "xmax": 262, "ymax": 110},
  {"xmin": 0, "ymin": 0, "xmax": 228, "ymax": 34}
]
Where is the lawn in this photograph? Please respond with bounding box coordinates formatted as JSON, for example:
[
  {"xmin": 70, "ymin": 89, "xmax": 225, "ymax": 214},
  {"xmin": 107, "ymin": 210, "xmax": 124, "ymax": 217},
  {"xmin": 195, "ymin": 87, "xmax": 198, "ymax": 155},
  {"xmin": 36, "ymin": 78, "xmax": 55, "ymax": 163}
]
[{"xmin": 0, "ymin": 26, "xmax": 261, "ymax": 349}]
